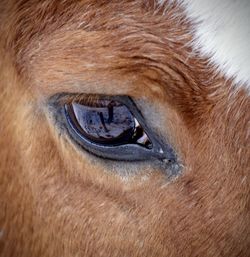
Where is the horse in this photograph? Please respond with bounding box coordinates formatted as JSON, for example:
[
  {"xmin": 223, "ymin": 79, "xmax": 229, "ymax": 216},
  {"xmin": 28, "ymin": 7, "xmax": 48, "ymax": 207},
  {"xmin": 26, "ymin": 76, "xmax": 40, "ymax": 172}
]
[{"xmin": 0, "ymin": 0, "xmax": 249, "ymax": 256}]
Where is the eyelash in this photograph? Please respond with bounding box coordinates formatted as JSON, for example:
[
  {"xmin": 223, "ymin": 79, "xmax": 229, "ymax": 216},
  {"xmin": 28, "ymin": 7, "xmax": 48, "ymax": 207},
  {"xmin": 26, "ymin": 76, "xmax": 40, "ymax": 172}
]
[{"xmin": 63, "ymin": 94, "xmax": 105, "ymax": 106}]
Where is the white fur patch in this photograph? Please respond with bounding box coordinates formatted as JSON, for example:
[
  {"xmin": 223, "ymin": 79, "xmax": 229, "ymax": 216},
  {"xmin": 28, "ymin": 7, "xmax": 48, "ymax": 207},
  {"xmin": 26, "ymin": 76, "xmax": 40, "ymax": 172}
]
[{"xmin": 159, "ymin": 0, "xmax": 250, "ymax": 92}]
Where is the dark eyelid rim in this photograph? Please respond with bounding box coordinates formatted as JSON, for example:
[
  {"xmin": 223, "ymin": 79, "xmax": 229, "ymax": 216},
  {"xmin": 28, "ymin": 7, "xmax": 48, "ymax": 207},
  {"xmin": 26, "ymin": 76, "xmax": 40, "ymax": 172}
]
[{"xmin": 48, "ymin": 93, "xmax": 179, "ymax": 164}]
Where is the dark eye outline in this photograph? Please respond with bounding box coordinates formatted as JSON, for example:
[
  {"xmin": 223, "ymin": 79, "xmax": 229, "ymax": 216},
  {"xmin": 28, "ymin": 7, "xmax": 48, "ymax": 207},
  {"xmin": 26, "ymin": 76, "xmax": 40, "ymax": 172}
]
[{"xmin": 60, "ymin": 95, "xmax": 178, "ymax": 163}]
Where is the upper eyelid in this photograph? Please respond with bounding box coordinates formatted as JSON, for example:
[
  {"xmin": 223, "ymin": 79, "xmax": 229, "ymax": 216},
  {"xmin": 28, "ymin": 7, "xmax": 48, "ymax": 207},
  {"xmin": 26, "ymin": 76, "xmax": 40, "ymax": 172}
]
[
  {"xmin": 52, "ymin": 93, "xmax": 133, "ymax": 106},
  {"xmin": 51, "ymin": 93, "xmax": 144, "ymax": 120}
]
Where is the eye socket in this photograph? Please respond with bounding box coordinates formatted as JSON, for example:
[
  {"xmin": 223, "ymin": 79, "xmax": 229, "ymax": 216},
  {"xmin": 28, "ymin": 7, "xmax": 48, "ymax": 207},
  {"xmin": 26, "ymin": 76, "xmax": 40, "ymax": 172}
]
[
  {"xmin": 65, "ymin": 99, "xmax": 152, "ymax": 148},
  {"xmin": 61, "ymin": 95, "xmax": 178, "ymax": 163}
]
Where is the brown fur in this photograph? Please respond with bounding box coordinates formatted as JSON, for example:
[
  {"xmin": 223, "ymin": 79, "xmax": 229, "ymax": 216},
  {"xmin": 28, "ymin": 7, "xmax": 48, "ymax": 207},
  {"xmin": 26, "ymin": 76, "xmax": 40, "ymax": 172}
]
[{"xmin": 0, "ymin": 1, "xmax": 249, "ymax": 256}]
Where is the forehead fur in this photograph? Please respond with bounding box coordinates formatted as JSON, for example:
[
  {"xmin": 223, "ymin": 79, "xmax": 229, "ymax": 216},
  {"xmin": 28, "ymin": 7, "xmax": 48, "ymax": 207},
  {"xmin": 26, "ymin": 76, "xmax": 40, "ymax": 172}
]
[
  {"xmin": 159, "ymin": 0, "xmax": 250, "ymax": 92},
  {"xmin": 2, "ymin": 0, "xmax": 249, "ymax": 96},
  {"xmin": 3, "ymin": 1, "xmax": 188, "ymax": 60}
]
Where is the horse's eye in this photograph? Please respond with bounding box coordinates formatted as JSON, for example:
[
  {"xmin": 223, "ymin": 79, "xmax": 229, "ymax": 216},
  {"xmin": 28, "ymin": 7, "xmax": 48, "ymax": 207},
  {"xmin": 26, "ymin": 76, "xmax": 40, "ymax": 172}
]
[
  {"xmin": 65, "ymin": 100, "xmax": 152, "ymax": 148},
  {"xmin": 62, "ymin": 95, "xmax": 178, "ymax": 163}
]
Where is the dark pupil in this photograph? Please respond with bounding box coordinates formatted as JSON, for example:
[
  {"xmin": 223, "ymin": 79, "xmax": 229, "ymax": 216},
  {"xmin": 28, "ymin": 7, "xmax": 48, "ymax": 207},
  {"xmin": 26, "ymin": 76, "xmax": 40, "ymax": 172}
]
[{"xmin": 70, "ymin": 100, "xmax": 135, "ymax": 145}]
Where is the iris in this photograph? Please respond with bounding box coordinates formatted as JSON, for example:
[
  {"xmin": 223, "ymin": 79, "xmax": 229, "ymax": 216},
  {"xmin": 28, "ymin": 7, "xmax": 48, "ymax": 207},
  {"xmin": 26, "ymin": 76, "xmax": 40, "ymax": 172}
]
[{"xmin": 65, "ymin": 99, "xmax": 152, "ymax": 148}]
